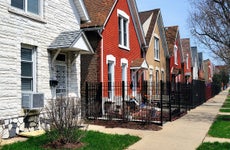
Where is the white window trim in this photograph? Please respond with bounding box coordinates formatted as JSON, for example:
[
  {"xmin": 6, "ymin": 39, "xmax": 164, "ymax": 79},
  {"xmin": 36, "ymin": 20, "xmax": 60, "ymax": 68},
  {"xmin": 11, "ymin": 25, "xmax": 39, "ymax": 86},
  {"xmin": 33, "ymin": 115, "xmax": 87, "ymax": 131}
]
[
  {"xmin": 120, "ymin": 58, "xmax": 128, "ymax": 67},
  {"xmin": 21, "ymin": 44, "xmax": 37, "ymax": 92},
  {"xmin": 117, "ymin": 9, "xmax": 130, "ymax": 50},
  {"xmin": 121, "ymin": 58, "xmax": 128, "ymax": 82},
  {"xmin": 154, "ymin": 36, "xmax": 160, "ymax": 61},
  {"xmin": 9, "ymin": 0, "xmax": 45, "ymax": 23},
  {"xmin": 186, "ymin": 53, "xmax": 189, "ymax": 69},
  {"xmin": 161, "ymin": 70, "xmax": 164, "ymax": 82},
  {"xmin": 106, "ymin": 54, "xmax": 116, "ymax": 65},
  {"xmin": 174, "ymin": 44, "xmax": 178, "ymax": 65},
  {"xmin": 155, "ymin": 69, "xmax": 159, "ymax": 94}
]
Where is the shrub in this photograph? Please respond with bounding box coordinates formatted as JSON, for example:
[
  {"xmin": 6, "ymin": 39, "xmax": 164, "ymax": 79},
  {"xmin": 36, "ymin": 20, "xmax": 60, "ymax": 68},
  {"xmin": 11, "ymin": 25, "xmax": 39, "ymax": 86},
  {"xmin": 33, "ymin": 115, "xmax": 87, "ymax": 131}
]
[{"xmin": 44, "ymin": 97, "xmax": 88, "ymax": 145}]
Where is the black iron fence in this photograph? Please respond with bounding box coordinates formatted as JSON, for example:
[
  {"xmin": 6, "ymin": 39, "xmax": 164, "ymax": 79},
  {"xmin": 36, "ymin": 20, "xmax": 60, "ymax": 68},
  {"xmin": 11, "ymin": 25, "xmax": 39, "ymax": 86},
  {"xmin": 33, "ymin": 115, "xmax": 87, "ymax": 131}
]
[{"xmin": 81, "ymin": 80, "xmax": 217, "ymax": 126}]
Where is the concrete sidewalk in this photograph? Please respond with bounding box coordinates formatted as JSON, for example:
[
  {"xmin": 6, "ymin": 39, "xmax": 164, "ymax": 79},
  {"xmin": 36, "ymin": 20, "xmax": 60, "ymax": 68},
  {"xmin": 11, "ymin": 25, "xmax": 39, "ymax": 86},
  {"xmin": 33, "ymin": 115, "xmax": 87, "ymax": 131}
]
[{"xmin": 88, "ymin": 89, "xmax": 229, "ymax": 150}]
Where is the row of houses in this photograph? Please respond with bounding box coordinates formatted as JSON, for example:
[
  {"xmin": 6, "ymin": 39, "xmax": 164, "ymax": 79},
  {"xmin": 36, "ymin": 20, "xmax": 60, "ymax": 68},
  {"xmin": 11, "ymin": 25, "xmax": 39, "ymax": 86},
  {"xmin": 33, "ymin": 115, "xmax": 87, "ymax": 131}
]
[{"xmin": 0, "ymin": 0, "xmax": 215, "ymax": 138}]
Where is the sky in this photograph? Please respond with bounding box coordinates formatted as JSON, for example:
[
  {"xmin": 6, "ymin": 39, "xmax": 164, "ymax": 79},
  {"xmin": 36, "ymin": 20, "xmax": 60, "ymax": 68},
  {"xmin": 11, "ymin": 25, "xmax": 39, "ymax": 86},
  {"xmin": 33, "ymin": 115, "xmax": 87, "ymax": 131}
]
[{"xmin": 136, "ymin": 0, "xmax": 222, "ymax": 65}]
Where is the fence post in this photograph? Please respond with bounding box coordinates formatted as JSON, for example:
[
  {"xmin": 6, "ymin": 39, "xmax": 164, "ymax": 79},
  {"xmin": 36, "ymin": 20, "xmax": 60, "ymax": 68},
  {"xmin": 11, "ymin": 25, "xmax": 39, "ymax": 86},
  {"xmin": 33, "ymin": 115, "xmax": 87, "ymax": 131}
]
[
  {"xmin": 98, "ymin": 82, "xmax": 102, "ymax": 117},
  {"xmin": 178, "ymin": 82, "xmax": 181, "ymax": 115},
  {"xmin": 185, "ymin": 83, "xmax": 188, "ymax": 111},
  {"xmin": 168, "ymin": 81, "xmax": 172, "ymax": 121},
  {"xmin": 122, "ymin": 81, "xmax": 125, "ymax": 121},
  {"xmin": 85, "ymin": 82, "xmax": 89, "ymax": 118},
  {"xmin": 160, "ymin": 80, "xmax": 163, "ymax": 126}
]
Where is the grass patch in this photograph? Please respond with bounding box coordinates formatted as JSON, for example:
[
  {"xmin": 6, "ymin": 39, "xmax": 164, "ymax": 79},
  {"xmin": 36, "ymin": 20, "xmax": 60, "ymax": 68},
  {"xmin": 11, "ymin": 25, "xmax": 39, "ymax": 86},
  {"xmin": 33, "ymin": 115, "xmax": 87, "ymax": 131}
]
[
  {"xmin": 222, "ymin": 102, "xmax": 230, "ymax": 108},
  {"xmin": 220, "ymin": 109, "xmax": 230, "ymax": 113},
  {"xmin": 225, "ymin": 98, "xmax": 230, "ymax": 102},
  {"xmin": 1, "ymin": 131, "xmax": 140, "ymax": 150},
  {"xmin": 79, "ymin": 131, "xmax": 140, "ymax": 150},
  {"xmin": 197, "ymin": 142, "xmax": 230, "ymax": 150},
  {"xmin": 208, "ymin": 115, "xmax": 230, "ymax": 138}
]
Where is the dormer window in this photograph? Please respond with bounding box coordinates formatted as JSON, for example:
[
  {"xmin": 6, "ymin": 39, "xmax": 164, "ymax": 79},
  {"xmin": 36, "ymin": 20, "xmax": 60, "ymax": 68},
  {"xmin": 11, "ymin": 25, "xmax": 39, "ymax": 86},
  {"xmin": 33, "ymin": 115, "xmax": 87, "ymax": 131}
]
[
  {"xmin": 11, "ymin": 0, "xmax": 42, "ymax": 15},
  {"xmin": 118, "ymin": 9, "xmax": 130, "ymax": 50},
  {"xmin": 174, "ymin": 44, "xmax": 178, "ymax": 65}
]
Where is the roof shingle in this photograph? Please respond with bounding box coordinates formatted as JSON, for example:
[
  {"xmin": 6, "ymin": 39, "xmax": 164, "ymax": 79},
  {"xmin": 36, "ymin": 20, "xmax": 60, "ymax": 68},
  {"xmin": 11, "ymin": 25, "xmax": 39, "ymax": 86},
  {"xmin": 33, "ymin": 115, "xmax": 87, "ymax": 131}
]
[
  {"xmin": 48, "ymin": 30, "xmax": 82, "ymax": 49},
  {"xmin": 81, "ymin": 0, "xmax": 116, "ymax": 28},
  {"xmin": 181, "ymin": 38, "xmax": 190, "ymax": 60},
  {"xmin": 139, "ymin": 9, "xmax": 160, "ymax": 45},
  {"xmin": 165, "ymin": 26, "xmax": 178, "ymax": 55}
]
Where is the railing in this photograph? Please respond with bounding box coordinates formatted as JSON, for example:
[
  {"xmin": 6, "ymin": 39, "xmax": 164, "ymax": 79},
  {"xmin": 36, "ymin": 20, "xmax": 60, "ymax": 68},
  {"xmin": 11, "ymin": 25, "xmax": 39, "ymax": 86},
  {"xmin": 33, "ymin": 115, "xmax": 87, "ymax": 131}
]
[{"xmin": 81, "ymin": 80, "xmax": 218, "ymax": 126}]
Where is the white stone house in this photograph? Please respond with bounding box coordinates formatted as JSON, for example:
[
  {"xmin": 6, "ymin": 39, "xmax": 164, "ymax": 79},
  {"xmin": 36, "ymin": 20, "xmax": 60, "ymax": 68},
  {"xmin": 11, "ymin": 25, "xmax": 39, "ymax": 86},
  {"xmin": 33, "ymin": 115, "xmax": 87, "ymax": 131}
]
[{"xmin": 0, "ymin": 0, "xmax": 93, "ymax": 138}]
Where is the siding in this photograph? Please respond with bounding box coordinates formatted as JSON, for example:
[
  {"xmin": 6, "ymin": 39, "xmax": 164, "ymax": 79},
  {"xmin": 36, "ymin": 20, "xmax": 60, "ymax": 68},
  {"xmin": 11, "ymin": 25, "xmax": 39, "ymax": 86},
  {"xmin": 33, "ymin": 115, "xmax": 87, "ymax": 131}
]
[{"xmin": 0, "ymin": 0, "xmax": 82, "ymax": 119}]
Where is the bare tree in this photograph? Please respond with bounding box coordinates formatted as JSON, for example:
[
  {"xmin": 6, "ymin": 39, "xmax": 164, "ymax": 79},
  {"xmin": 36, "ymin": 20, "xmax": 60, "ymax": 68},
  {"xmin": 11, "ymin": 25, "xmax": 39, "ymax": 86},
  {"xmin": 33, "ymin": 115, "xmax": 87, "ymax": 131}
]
[
  {"xmin": 189, "ymin": 0, "xmax": 230, "ymax": 66},
  {"xmin": 42, "ymin": 97, "xmax": 88, "ymax": 148}
]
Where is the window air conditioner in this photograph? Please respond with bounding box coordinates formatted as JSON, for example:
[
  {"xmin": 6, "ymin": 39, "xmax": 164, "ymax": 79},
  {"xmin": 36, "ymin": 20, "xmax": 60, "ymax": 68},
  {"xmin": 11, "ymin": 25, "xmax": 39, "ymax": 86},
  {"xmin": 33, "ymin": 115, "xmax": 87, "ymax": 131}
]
[{"xmin": 22, "ymin": 93, "xmax": 44, "ymax": 110}]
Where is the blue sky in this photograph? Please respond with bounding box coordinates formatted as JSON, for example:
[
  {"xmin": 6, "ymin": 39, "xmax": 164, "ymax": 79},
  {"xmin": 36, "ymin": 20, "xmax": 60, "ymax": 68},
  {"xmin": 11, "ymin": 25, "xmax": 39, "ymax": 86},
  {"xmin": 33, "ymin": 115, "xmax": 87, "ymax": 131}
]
[
  {"xmin": 136, "ymin": 0, "xmax": 222, "ymax": 65},
  {"xmin": 136, "ymin": 0, "xmax": 191, "ymax": 39}
]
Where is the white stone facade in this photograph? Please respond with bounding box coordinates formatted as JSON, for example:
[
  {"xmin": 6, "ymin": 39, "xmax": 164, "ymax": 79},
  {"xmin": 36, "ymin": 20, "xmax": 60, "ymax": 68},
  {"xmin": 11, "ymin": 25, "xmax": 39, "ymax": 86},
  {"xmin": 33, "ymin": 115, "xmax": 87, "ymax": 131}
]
[{"xmin": 0, "ymin": 0, "xmax": 87, "ymax": 138}]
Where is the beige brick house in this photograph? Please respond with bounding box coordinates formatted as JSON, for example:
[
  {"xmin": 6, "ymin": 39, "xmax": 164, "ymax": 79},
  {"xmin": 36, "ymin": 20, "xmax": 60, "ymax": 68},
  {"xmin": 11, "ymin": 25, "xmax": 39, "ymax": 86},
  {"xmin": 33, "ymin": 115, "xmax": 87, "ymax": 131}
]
[{"xmin": 139, "ymin": 9, "xmax": 169, "ymax": 97}]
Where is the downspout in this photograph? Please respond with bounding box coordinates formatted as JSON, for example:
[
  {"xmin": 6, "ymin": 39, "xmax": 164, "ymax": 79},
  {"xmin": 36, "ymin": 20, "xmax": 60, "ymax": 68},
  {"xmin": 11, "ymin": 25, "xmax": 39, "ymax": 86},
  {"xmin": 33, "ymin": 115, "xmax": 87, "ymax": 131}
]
[{"xmin": 101, "ymin": 36, "xmax": 104, "ymax": 82}]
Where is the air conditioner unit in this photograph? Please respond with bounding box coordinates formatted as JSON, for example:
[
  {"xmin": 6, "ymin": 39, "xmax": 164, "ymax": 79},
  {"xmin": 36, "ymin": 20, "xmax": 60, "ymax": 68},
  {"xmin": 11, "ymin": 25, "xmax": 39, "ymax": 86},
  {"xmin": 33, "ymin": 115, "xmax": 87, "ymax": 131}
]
[{"xmin": 22, "ymin": 93, "xmax": 44, "ymax": 110}]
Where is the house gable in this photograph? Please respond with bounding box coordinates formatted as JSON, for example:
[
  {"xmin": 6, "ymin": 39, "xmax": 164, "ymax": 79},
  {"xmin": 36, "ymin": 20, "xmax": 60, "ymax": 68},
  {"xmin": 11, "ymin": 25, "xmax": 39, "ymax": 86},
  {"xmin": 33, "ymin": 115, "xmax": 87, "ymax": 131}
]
[
  {"xmin": 81, "ymin": 0, "xmax": 146, "ymax": 84},
  {"xmin": 139, "ymin": 9, "xmax": 169, "ymax": 81}
]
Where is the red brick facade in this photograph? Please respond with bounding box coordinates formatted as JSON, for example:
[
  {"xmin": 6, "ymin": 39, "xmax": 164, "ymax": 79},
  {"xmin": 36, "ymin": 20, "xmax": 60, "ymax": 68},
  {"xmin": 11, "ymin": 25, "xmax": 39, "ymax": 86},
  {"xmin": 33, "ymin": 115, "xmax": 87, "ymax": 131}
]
[{"xmin": 101, "ymin": 1, "xmax": 142, "ymax": 83}]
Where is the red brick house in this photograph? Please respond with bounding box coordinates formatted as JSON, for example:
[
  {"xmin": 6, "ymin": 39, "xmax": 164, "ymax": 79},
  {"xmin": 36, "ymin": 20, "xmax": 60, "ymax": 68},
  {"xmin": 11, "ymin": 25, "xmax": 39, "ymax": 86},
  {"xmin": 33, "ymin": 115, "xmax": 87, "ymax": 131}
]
[
  {"xmin": 165, "ymin": 26, "xmax": 183, "ymax": 89},
  {"xmin": 181, "ymin": 38, "xmax": 192, "ymax": 83},
  {"xmin": 81, "ymin": 0, "xmax": 147, "ymax": 114}
]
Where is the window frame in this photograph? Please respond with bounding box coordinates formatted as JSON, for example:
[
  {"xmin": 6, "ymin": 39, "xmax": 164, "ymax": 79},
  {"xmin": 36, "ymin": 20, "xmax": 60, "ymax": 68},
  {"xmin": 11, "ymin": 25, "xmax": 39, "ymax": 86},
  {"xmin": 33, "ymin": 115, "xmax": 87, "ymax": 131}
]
[
  {"xmin": 186, "ymin": 53, "xmax": 189, "ymax": 69},
  {"xmin": 9, "ymin": 0, "xmax": 45, "ymax": 23},
  {"xmin": 154, "ymin": 37, "xmax": 160, "ymax": 61},
  {"xmin": 11, "ymin": 0, "xmax": 42, "ymax": 15},
  {"xmin": 155, "ymin": 70, "xmax": 159, "ymax": 95},
  {"xmin": 174, "ymin": 44, "xmax": 178, "ymax": 65},
  {"xmin": 117, "ymin": 9, "xmax": 130, "ymax": 50},
  {"xmin": 161, "ymin": 71, "xmax": 164, "ymax": 82},
  {"xmin": 106, "ymin": 55, "xmax": 116, "ymax": 100},
  {"xmin": 21, "ymin": 44, "xmax": 36, "ymax": 92}
]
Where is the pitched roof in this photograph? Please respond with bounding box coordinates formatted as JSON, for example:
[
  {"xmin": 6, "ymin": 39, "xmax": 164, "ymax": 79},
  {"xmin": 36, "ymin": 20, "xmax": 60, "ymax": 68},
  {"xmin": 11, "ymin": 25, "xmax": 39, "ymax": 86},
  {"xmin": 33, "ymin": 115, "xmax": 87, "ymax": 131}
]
[
  {"xmin": 181, "ymin": 38, "xmax": 191, "ymax": 61},
  {"xmin": 81, "ymin": 0, "xmax": 116, "ymax": 28},
  {"xmin": 165, "ymin": 26, "xmax": 178, "ymax": 55},
  {"xmin": 74, "ymin": 0, "xmax": 90, "ymax": 23},
  {"xmin": 48, "ymin": 30, "xmax": 93, "ymax": 53},
  {"xmin": 128, "ymin": 0, "xmax": 147, "ymax": 48},
  {"xmin": 130, "ymin": 58, "xmax": 148, "ymax": 70},
  {"xmin": 139, "ymin": 9, "xmax": 160, "ymax": 45}
]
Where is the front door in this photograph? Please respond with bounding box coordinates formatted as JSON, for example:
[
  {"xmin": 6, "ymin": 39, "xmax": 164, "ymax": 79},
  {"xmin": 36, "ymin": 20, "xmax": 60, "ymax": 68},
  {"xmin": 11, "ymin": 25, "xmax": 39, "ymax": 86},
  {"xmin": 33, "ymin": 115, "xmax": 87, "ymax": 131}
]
[{"xmin": 56, "ymin": 64, "xmax": 67, "ymax": 97}]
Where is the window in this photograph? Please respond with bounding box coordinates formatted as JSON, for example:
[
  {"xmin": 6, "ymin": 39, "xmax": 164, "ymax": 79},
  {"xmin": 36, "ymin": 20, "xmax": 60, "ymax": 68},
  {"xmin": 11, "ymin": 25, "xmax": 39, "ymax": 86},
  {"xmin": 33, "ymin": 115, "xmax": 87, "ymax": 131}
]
[
  {"xmin": 118, "ymin": 10, "xmax": 129, "ymax": 49},
  {"xmin": 161, "ymin": 71, "xmax": 164, "ymax": 82},
  {"xmin": 174, "ymin": 44, "xmax": 178, "ymax": 65},
  {"xmin": 156, "ymin": 70, "xmax": 159, "ymax": 94},
  {"xmin": 11, "ymin": 0, "xmax": 41, "ymax": 15},
  {"xmin": 121, "ymin": 63, "xmax": 127, "ymax": 97},
  {"xmin": 154, "ymin": 37, "xmax": 160, "ymax": 60},
  {"xmin": 21, "ymin": 45, "xmax": 36, "ymax": 91},
  {"xmin": 108, "ymin": 62, "xmax": 114, "ymax": 99},
  {"xmin": 186, "ymin": 53, "xmax": 189, "ymax": 69},
  {"xmin": 149, "ymin": 69, "xmax": 153, "ymax": 96}
]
